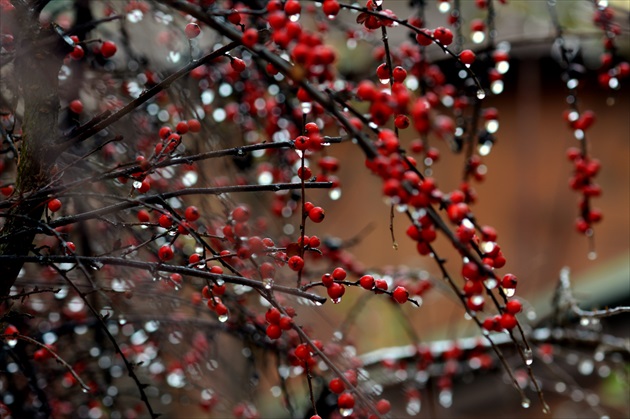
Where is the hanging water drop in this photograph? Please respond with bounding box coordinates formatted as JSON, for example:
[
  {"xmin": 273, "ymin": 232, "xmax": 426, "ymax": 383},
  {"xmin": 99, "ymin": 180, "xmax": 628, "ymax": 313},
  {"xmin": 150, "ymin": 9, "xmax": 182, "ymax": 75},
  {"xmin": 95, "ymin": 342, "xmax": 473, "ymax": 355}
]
[
  {"xmin": 439, "ymin": 389, "xmax": 453, "ymax": 408},
  {"xmin": 476, "ymin": 89, "xmax": 486, "ymax": 100},
  {"xmin": 263, "ymin": 278, "xmax": 274, "ymax": 289},
  {"xmin": 524, "ymin": 348, "xmax": 534, "ymax": 365},
  {"xmin": 218, "ymin": 313, "xmax": 229, "ymax": 323},
  {"xmin": 504, "ymin": 287, "xmax": 516, "ymax": 298},
  {"xmin": 521, "ymin": 398, "xmax": 531, "ymax": 408},
  {"xmin": 339, "ymin": 408, "xmax": 353, "ymax": 417}
]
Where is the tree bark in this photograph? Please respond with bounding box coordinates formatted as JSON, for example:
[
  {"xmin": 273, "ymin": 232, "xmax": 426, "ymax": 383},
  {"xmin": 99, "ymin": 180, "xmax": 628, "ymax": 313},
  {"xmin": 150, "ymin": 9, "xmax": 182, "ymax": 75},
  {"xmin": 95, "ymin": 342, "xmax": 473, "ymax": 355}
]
[{"xmin": 0, "ymin": 3, "xmax": 69, "ymax": 296}]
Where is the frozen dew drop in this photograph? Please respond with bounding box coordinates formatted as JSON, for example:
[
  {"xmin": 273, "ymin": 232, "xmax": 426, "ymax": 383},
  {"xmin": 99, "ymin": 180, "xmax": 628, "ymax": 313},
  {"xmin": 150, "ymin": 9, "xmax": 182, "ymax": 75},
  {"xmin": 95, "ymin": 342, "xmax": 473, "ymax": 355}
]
[
  {"xmin": 329, "ymin": 187, "xmax": 342, "ymax": 200},
  {"xmin": 524, "ymin": 348, "xmax": 534, "ymax": 365},
  {"xmin": 300, "ymin": 102, "xmax": 312, "ymax": 114},
  {"xmin": 578, "ymin": 359, "xmax": 594, "ymax": 375},
  {"xmin": 521, "ymin": 398, "xmax": 531, "ymax": 408},
  {"xmin": 542, "ymin": 402, "xmax": 551, "ymax": 414},
  {"xmin": 483, "ymin": 277, "xmax": 497, "ymax": 289},
  {"xmin": 127, "ymin": 9, "xmax": 144, "ymax": 23},
  {"xmin": 497, "ymin": 61, "xmax": 510, "ymax": 74},
  {"xmin": 339, "ymin": 408, "xmax": 353, "ymax": 417},
  {"xmin": 167, "ymin": 50, "xmax": 181, "ymax": 63},
  {"xmin": 472, "ymin": 31, "xmax": 485, "ymax": 44},
  {"xmin": 491, "ymin": 80, "xmax": 504, "ymax": 95},
  {"xmin": 438, "ymin": 389, "xmax": 453, "ymax": 408},
  {"xmin": 406, "ymin": 398, "xmax": 421, "ymax": 415},
  {"xmin": 476, "ymin": 89, "xmax": 486, "ymax": 100},
  {"xmin": 478, "ymin": 142, "xmax": 492, "ymax": 156},
  {"xmin": 438, "ymin": 1, "xmax": 451, "ymax": 13}
]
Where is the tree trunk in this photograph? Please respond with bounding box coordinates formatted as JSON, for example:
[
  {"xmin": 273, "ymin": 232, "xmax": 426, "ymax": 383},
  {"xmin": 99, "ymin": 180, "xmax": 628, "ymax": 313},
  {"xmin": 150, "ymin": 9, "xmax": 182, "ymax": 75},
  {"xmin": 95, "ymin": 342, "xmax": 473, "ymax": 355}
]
[{"xmin": 0, "ymin": 3, "xmax": 69, "ymax": 296}]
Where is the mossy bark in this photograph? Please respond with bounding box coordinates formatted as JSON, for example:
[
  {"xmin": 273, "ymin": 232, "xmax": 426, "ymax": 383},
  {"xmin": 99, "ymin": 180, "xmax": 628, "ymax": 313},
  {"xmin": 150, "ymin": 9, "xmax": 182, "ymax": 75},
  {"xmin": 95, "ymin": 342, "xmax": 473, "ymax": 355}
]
[{"xmin": 0, "ymin": 5, "xmax": 69, "ymax": 296}]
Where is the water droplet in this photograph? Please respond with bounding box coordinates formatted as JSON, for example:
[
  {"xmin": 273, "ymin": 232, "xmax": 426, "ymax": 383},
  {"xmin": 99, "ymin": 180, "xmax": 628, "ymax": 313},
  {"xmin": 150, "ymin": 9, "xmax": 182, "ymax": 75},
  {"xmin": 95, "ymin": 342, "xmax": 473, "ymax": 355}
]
[
  {"xmin": 168, "ymin": 50, "xmax": 181, "ymax": 63},
  {"xmin": 339, "ymin": 408, "xmax": 353, "ymax": 417},
  {"xmin": 476, "ymin": 89, "xmax": 486, "ymax": 100},
  {"xmin": 218, "ymin": 313, "xmax": 229, "ymax": 322},
  {"xmin": 578, "ymin": 359, "xmax": 594, "ymax": 375},
  {"xmin": 504, "ymin": 287, "xmax": 516, "ymax": 298},
  {"xmin": 263, "ymin": 278, "xmax": 273, "ymax": 289},
  {"xmin": 580, "ymin": 317, "xmax": 591, "ymax": 326},
  {"xmin": 331, "ymin": 297, "xmax": 342, "ymax": 304},
  {"xmin": 438, "ymin": 1, "xmax": 450, "ymax": 13},
  {"xmin": 133, "ymin": 181, "xmax": 142, "ymax": 189},
  {"xmin": 542, "ymin": 402, "xmax": 551, "ymax": 414},
  {"xmin": 379, "ymin": 77, "xmax": 390, "ymax": 85},
  {"xmin": 127, "ymin": 9, "xmax": 144, "ymax": 23},
  {"xmin": 524, "ymin": 348, "xmax": 534, "ymax": 365},
  {"xmin": 289, "ymin": 14, "xmax": 300, "ymax": 22},
  {"xmin": 587, "ymin": 251, "xmax": 597, "ymax": 260},
  {"xmin": 484, "ymin": 277, "xmax": 497, "ymax": 289},
  {"xmin": 402, "ymin": 397, "xmax": 419, "ymax": 415},
  {"xmin": 300, "ymin": 102, "xmax": 312, "ymax": 114},
  {"xmin": 521, "ymin": 398, "xmax": 531, "ymax": 408},
  {"xmin": 374, "ymin": 0, "xmax": 383, "ymax": 5},
  {"xmin": 439, "ymin": 389, "xmax": 453, "ymax": 408},
  {"xmin": 82, "ymin": 387, "xmax": 90, "ymax": 393},
  {"xmin": 329, "ymin": 187, "xmax": 342, "ymax": 200}
]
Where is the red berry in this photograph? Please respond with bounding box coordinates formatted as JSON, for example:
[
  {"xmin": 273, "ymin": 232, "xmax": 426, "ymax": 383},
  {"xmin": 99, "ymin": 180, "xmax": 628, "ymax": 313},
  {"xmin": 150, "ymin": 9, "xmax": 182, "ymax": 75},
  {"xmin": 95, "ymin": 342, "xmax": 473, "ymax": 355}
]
[
  {"xmin": 294, "ymin": 135, "xmax": 311, "ymax": 151},
  {"xmin": 176, "ymin": 121, "xmax": 189, "ymax": 134},
  {"xmin": 376, "ymin": 63, "xmax": 390, "ymax": 81},
  {"xmin": 332, "ymin": 267, "xmax": 346, "ymax": 281},
  {"xmin": 359, "ymin": 275, "xmax": 374, "ymax": 290},
  {"xmin": 392, "ymin": 66, "xmax": 407, "ymax": 83},
  {"xmin": 505, "ymin": 300, "xmax": 522, "ymax": 314},
  {"xmin": 227, "ymin": 10, "xmax": 241, "ymax": 25},
  {"xmin": 374, "ymin": 278, "xmax": 388, "ymax": 293},
  {"xmin": 266, "ymin": 324, "xmax": 282, "ymax": 339},
  {"xmin": 100, "ymin": 41, "xmax": 117, "ymax": 58},
  {"xmin": 185, "ymin": 23, "xmax": 201, "ymax": 39},
  {"xmin": 329, "ymin": 378, "xmax": 345, "ymax": 394},
  {"xmin": 376, "ymin": 399, "xmax": 391, "ymax": 414},
  {"xmin": 266, "ymin": 308, "xmax": 282, "ymax": 324},
  {"xmin": 158, "ymin": 245, "xmax": 174, "ymax": 261},
  {"xmin": 308, "ymin": 206, "xmax": 325, "ymax": 223},
  {"xmin": 459, "ymin": 49, "xmax": 476, "ymax": 65},
  {"xmin": 294, "ymin": 343, "xmax": 310, "ymax": 360},
  {"xmin": 337, "ymin": 393, "xmax": 355, "ymax": 409},
  {"xmin": 70, "ymin": 45, "xmax": 84, "ymax": 60},
  {"xmin": 4, "ymin": 324, "xmax": 18, "ymax": 336},
  {"xmin": 69, "ymin": 100, "xmax": 83, "ymax": 114},
  {"xmin": 499, "ymin": 313, "xmax": 517, "ymax": 330},
  {"xmin": 231, "ymin": 206, "xmax": 250, "ymax": 222},
  {"xmin": 279, "ymin": 316, "xmax": 293, "ymax": 330},
  {"xmin": 284, "ymin": 0, "xmax": 301, "ymax": 16},
  {"xmin": 323, "ymin": 0, "xmax": 340, "ymax": 17},
  {"xmin": 184, "ymin": 206, "xmax": 200, "ymax": 222},
  {"xmin": 433, "ymin": 27, "xmax": 453, "ymax": 45},
  {"xmin": 395, "ymin": 114, "xmax": 410, "ymax": 129},
  {"xmin": 159, "ymin": 214, "xmax": 173, "ymax": 228},
  {"xmin": 242, "ymin": 28, "xmax": 259, "ymax": 48},
  {"xmin": 159, "ymin": 126, "xmax": 172, "ymax": 139},
  {"xmin": 327, "ymin": 283, "xmax": 345, "ymax": 300},
  {"xmin": 188, "ymin": 119, "xmax": 201, "ymax": 132},
  {"xmin": 231, "ymin": 57, "xmax": 246, "ymax": 72},
  {"xmin": 392, "ymin": 286, "xmax": 409, "ymax": 304},
  {"xmin": 47, "ymin": 198, "xmax": 62, "ymax": 212},
  {"xmin": 287, "ymin": 255, "xmax": 304, "ymax": 271},
  {"xmin": 321, "ymin": 273, "xmax": 334, "ymax": 287},
  {"xmin": 137, "ymin": 209, "xmax": 150, "ymax": 223}
]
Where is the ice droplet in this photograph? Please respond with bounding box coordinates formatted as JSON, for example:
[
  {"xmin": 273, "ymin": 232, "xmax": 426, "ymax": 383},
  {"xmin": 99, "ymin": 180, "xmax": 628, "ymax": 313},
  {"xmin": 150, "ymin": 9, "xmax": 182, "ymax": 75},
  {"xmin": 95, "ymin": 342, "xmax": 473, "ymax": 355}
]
[
  {"xmin": 406, "ymin": 398, "xmax": 421, "ymax": 415},
  {"xmin": 439, "ymin": 389, "xmax": 453, "ymax": 408},
  {"xmin": 476, "ymin": 89, "xmax": 486, "ymax": 100},
  {"xmin": 339, "ymin": 408, "xmax": 353, "ymax": 417}
]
